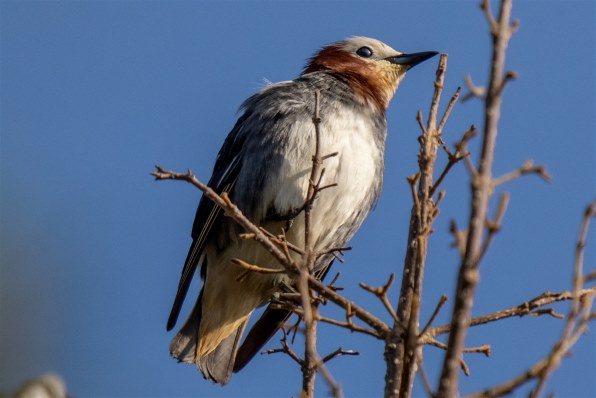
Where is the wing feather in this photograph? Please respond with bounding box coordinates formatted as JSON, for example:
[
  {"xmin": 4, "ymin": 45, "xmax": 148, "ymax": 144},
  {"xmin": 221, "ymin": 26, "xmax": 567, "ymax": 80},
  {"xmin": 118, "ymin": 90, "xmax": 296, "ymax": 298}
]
[{"xmin": 166, "ymin": 118, "xmax": 246, "ymax": 331}]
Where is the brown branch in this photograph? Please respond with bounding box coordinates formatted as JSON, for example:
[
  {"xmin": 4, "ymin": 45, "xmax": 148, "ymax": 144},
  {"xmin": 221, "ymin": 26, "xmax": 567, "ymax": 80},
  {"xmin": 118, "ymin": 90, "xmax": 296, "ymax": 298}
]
[
  {"xmin": 437, "ymin": 87, "xmax": 462, "ymax": 136},
  {"xmin": 427, "ymin": 288, "xmax": 596, "ymax": 338},
  {"xmin": 308, "ymin": 275, "xmax": 391, "ymax": 338},
  {"xmin": 478, "ymin": 192, "xmax": 509, "ymax": 262},
  {"xmin": 359, "ymin": 274, "xmax": 402, "ymax": 326},
  {"xmin": 232, "ymin": 258, "xmax": 285, "ymax": 282},
  {"xmin": 262, "ymin": 329, "xmax": 304, "ymax": 366},
  {"xmin": 321, "ymin": 348, "xmax": 359, "ymax": 363},
  {"xmin": 419, "ymin": 294, "xmax": 448, "ymax": 337},
  {"xmin": 449, "ymin": 219, "xmax": 467, "ymax": 258},
  {"xmin": 298, "ymin": 89, "xmax": 323, "ymax": 398},
  {"xmin": 461, "ymin": 74, "xmax": 486, "ymax": 102},
  {"xmin": 583, "ymin": 270, "xmax": 596, "ymax": 282},
  {"xmin": 270, "ymin": 302, "xmax": 381, "ymax": 338},
  {"xmin": 427, "ymin": 338, "xmax": 490, "ymax": 357},
  {"xmin": 492, "ymin": 159, "xmax": 552, "ymax": 186},
  {"xmin": 437, "ymin": 0, "xmax": 516, "ymax": 395},
  {"xmin": 388, "ymin": 53, "xmax": 451, "ymax": 398},
  {"xmin": 317, "ymin": 246, "xmax": 351, "ymax": 263},
  {"xmin": 431, "ymin": 125, "xmax": 477, "ymax": 197},
  {"xmin": 241, "ymin": 227, "xmax": 302, "ymax": 261}
]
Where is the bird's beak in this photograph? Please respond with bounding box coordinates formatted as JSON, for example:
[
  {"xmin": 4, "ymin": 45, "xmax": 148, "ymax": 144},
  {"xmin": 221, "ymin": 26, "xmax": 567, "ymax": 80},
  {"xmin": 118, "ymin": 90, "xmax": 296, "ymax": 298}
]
[{"xmin": 385, "ymin": 51, "xmax": 439, "ymax": 69}]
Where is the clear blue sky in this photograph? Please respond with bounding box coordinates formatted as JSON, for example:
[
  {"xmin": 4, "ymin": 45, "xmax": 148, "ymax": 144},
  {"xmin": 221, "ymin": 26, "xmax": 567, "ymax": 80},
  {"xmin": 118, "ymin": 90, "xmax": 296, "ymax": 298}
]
[{"xmin": 1, "ymin": 1, "xmax": 594, "ymax": 397}]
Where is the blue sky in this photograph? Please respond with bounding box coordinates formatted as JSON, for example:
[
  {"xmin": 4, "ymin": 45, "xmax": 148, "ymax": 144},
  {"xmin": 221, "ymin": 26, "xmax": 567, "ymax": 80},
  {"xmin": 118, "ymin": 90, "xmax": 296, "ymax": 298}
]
[{"xmin": 1, "ymin": 1, "xmax": 594, "ymax": 397}]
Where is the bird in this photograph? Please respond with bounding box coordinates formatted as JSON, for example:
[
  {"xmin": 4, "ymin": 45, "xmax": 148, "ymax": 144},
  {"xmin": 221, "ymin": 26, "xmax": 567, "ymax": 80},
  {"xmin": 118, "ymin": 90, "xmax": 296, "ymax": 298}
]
[{"xmin": 166, "ymin": 36, "xmax": 437, "ymax": 384}]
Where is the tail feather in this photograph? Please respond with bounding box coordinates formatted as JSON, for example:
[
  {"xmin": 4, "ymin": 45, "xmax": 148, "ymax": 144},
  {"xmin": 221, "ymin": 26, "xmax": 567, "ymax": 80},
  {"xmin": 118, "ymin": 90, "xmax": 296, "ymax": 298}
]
[
  {"xmin": 233, "ymin": 307, "xmax": 292, "ymax": 372},
  {"xmin": 169, "ymin": 291, "xmax": 202, "ymax": 363},
  {"xmin": 169, "ymin": 289, "xmax": 250, "ymax": 385},
  {"xmin": 198, "ymin": 320, "xmax": 248, "ymax": 384}
]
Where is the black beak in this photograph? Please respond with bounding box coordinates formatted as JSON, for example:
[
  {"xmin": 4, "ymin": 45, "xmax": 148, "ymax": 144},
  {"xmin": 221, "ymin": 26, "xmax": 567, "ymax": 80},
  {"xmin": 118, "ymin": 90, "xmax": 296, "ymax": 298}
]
[{"xmin": 386, "ymin": 51, "xmax": 439, "ymax": 69}]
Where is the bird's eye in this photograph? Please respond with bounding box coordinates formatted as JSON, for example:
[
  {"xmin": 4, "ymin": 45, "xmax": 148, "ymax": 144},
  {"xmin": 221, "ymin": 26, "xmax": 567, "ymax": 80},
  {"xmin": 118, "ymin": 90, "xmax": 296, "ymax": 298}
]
[{"xmin": 356, "ymin": 46, "xmax": 373, "ymax": 58}]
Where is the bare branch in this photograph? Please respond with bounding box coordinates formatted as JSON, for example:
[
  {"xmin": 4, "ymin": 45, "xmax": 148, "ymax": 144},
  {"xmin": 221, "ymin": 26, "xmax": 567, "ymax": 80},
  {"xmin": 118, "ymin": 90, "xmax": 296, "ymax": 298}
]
[
  {"xmin": 493, "ymin": 159, "xmax": 552, "ymax": 186},
  {"xmin": 359, "ymin": 274, "xmax": 403, "ymax": 326},
  {"xmin": 262, "ymin": 330, "xmax": 304, "ymax": 366},
  {"xmin": 270, "ymin": 303, "xmax": 381, "ymax": 338},
  {"xmin": 427, "ymin": 338, "xmax": 491, "ymax": 358},
  {"xmin": 308, "ymin": 275, "xmax": 391, "ymax": 338},
  {"xmin": 449, "ymin": 219, "xmax": 467, "ymax": 258},
  {"xmin": 428, "ymin": 288, "xmax": 596, "ymax": 338},
  {"xmin": 437, "ymin": 1, "xmax": 516, "ymax": 395},
  {"xmin": 233, "ymin": 258, "xmax": 285, "ymax": 282},
  {"xmin": 437, "ymin": 87, "xmax": 462, "ymax": 134},
  {"xmin": 416, "ymin": 110, "xmax": 427, "ymax": 135},
  {"xmin": 419, "ymin": 294, "xmax": 448, "ymax": 337},
  {"xmin": 461, "ymin": 74, "xmax": 486, "ymax": 102},
  {"xmin": 388, "ymin": 53, "xmax": 451, "ymax": 398},
  {"xmin": 431, "ymin": 125, "xmax": 477, "ymax": 197},
  {"xmin": 478, "ymin": 192, "xmax": 509, "ymax": 261},
  {"xmin": 321, "ymin": 348, "xmax": 359, "ymax": 363}
]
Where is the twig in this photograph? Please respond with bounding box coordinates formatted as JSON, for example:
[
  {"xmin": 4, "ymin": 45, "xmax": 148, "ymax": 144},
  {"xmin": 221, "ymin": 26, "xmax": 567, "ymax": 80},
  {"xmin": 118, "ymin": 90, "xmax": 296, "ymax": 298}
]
[
  {"xmin": 437, "ymin": 87, "xmax": 462, "ymax": 135},
  {"xmin": 262, "ymin": 329, "xmax": 303, "ymax": 366},
  {"xmin": 449, "ymin": 219, "xmax": 467, "ymax": 258},
  {"xmin": 430, "ymin": 125, "xmax": 477, "ymax": 197},
  {"xmin": 419, "ymin": 294, "xmax": 448, "ymax": 337},
  {"xmin": 427, "ymin": 339, "xmax": 491, "ymax": 357},
  {"xmin": 461, "ymin": 74, "xmax": 486, "ymax": 102},
  {"xmin": 270, "ymin": 303, "xmax": 381, "ymax": 338},
  {"xmin": 308, "ymin": 275, "xmax": 391, "ymax": 338},
  {"xmin": 359, "ymin": 274, "xmax": 402, "ymax": 326},
  {"xmin": 232, "ymin": 258, "xmax": 285, "ymax": 275},
  {"xmin": 492, "ymin": 159, "xmax": 552, "ymax": 186},
  {"xmin": 233, "ymin": 258, "xmax": 285, "ymax": 282},
  {"xmin": 321, "ymin": 348, "xmax": 359, "ymax": 363},
  {"xmin": 478, "ymin": 192, "xmax": 509, "ymax": 261}
]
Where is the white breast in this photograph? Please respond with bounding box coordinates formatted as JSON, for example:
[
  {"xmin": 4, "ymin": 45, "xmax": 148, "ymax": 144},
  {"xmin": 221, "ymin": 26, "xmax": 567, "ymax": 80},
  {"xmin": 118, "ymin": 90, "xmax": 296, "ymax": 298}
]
[{"xmin": 271, "ymin": 107, "xmax": 383, "ymax": 250}]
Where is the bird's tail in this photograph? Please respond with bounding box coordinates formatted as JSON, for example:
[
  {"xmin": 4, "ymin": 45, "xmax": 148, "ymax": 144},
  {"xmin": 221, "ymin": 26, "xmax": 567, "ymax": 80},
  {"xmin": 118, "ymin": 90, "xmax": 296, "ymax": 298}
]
[
  {"xmin": 233, "ymin": 306, "xmax": 291, "ymax": 372},
  {"xmin": 169, "ymin": 290, "xmax": 250, "ymax": 385}
]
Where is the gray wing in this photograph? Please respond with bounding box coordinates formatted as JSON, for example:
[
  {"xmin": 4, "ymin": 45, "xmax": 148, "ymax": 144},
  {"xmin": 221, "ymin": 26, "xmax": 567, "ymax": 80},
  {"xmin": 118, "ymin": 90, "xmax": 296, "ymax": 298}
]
[
  {"xmin": 166, "ymin": 113, "xmax": 248, "ymax": 331},
  {"xmin": 167, "ymin": 80, "xmax": 311, "ymax": 331}
]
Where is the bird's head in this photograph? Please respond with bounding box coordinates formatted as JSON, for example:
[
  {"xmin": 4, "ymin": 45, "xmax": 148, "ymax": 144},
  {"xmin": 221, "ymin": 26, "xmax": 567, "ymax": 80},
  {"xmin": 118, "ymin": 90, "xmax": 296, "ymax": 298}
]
[{"xmin": 303, "ymin": 36, "xmax": 438, "ymax": 112}]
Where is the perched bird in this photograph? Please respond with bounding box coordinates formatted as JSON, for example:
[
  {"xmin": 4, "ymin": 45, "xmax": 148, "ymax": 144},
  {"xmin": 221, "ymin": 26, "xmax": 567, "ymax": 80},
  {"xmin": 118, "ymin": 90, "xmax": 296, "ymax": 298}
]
[{"xmin": 167, "ymin": 36, "xmax": 437, "ymax": 384}]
